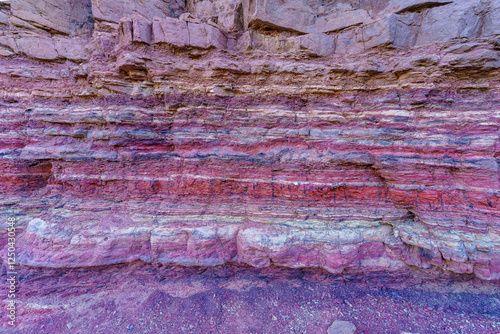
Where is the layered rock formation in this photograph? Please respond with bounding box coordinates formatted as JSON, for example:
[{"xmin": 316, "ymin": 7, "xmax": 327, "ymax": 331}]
[{"xmin": 1, "ymin": 0, "xmax": 499, "ymax": 282}]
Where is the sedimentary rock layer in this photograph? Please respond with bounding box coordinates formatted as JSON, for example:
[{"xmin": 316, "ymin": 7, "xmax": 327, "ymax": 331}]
[
  {"xmin": 2, "ymin": 87, "xmax": 499, "ymax": 279},
  {"xmin": 0, "ymin": 0, "xmax": 499, "ymax": 281}
]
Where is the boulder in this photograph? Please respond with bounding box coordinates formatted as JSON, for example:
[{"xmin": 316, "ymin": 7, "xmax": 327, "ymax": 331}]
[
  {"xmin": 133, "ymin": 17, "xmax": 153, "ymax": 44},
  {"xmin": 213, "ymin": 0, "xmax": 244, "ymax": 32},
  {"xmin": 327, "ymin": 320, "xmax": 357, "ymax": 334},
  {"xmin": 3, "ymin": 33, "xmax": 89, "ymax": 61},
  {"xmin": 335, "ymin": 1, "xmax": 491, "ymax": 54},
  {"xmin": 235, "ymin": 30, "xmax": 254, "ymax": 52},
  {"xmin": 187, "ymin": 0, "xmax": 215, "ymax": 21},
  {"xmin": 187, "ymin": 21, "xmax": 227, "ymax": 49}
]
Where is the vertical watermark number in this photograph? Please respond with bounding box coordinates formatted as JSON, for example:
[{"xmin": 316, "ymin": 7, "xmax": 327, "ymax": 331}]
[{"xmin": 6, "ymin": 217, "xmax": 17, "ymax": 327}]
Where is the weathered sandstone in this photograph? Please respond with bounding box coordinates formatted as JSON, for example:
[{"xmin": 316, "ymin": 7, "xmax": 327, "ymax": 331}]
[{"xmin": 0, "ymin": 0, "xmax": 499, "ymax": 286}]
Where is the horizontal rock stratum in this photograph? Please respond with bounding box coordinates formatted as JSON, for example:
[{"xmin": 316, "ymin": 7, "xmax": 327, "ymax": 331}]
[{"xmin": 0, "ymin": 0, "xmax": 499, "ymax": 281}]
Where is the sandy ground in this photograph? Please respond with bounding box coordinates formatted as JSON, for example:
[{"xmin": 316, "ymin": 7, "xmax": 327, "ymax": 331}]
[{"xmin": 1, "ymin": 262, "xmax": 499, "ymax": 334}]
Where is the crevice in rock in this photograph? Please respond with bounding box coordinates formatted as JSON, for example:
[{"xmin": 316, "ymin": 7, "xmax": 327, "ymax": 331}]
[
  {"xmin": 24, "ymin": 160, "xmax": 54, "ymax": 191},
  {"xmin": 249, "ymin": 19, "xmax": 307, "ymax": 36},
  {"xmin": 396, "ymin": 1, "xmax": 453, "ymax": 14}
]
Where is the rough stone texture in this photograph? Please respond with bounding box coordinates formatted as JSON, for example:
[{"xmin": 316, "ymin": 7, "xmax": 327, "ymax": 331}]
[
  {"xmin": 414, "ymin": 0, "xmax": 484, "ymax": 47},
  {"xmin": 91, "ymin": 0, "xmax": 185, "ymax": 24},
  {"xmin": 287, "ymin": 33, "xmax": 336, "ymax": 57},
  {"xmin": 18, "ymin": 216, "xmax": 152, "ymax": 267},
  {"xmin": 0, "ymin": 3, "xmax": 500, "ymax": 330},
  {"xmin": 328, "ymin": 320, "xmax": 357, "ymax": 334},
  {"xmin": 315, "ymin": 8, "xmax": 373, "ymax": 33},
  {"xmin": 10, "ymin": 0, "xmax": 94, "ymax": 34},
  {"xmin": 2, "ymin": 78, "xmax": 500, "ymax": 280},
  {"xmin": 152, "ymin": 16, "xmax": 189, "ymax": 46},
  {"xmin": 243, "ymin": 0, "xmax": 316, "ymax": 33},
  {"xmin": 187, "ymin": 0, "xmax": 243, "ymax": 32},
  {"xmin": 2, "ymin": 0, "xmax": 499, "ymax": 60},
  {"xmin": 15, "ymin": 35, "xmax": 58, "ymax": 60},
  {"xmin": 1, "ymin": 263, "xmax": 499, "ymax": 333}
]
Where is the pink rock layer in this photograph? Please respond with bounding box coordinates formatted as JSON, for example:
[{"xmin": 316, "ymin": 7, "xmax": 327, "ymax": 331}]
[
  {"xmin": 0, "ymin": 0, "xmax": 499, "ymax": 283},
  {"xmin": 1, "ymin": 89, "xmax": 499, "ymax": 280}
]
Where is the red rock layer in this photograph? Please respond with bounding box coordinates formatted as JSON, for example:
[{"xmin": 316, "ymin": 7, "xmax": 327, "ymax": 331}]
[
  {"xmin": 1, "ymin": 87, "xmax": 499, "ymax": 280},
  {"xmin": 0, "ymin": 0, "xmax": 499, "ymax": 283}
]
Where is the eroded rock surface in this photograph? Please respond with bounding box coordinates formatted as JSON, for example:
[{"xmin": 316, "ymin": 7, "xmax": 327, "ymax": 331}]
[{"xmin": 0, "ymin": 0, "xmax": 499, "ymax": 285}]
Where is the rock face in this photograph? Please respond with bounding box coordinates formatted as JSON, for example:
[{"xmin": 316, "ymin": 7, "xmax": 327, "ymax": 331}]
[
  {"xmin": 0, "ymin": 0, "xmax": 499, "ymax": 283},
  {"xmin": 91, "ymin": 0, "xmax": 186, "ymax": 23},
  {"xmin": 10, "ymin": 0, "xmax": 94, "ymax": 35}
]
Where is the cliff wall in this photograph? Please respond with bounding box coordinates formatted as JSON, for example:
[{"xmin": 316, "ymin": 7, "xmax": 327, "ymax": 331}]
[{"xmin": 0, "ymin": 0, "xmax": 499, "ymax": 281}]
